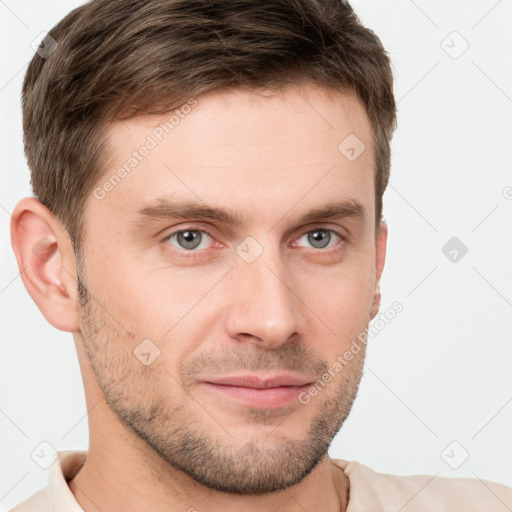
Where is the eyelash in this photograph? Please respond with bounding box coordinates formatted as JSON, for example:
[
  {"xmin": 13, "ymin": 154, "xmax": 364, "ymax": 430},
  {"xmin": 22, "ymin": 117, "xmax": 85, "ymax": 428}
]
[{"xmin": 161, "ymin": 226, "xmax": 347, "ymax": 258}]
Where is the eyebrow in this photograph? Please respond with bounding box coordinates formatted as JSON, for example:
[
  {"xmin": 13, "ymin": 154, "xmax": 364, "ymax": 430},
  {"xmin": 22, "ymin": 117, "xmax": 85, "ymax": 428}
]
[{"xmin": 129, "ymin": 197, "xmax": 368, "ymax": 229}]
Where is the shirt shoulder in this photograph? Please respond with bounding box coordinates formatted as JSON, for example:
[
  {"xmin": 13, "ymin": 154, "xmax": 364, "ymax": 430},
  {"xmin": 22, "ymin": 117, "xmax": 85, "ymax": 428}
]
[
  {"xmin": 10, "ymin": 488, "xmax": 52, "ymax": 512},
  {"xmin": 9, "ymin": 451, "xmax": 86, "ymax": 512},
  {"xmin": 331, "ymin": 458, "xmax": 512, "ymax": 512}
]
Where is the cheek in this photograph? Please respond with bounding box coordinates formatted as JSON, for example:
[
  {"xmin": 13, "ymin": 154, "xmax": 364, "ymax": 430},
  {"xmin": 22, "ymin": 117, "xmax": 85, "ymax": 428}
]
[
  {"xmin": 91, "ymin": 255, "xmax": 227, "ymax": 354},
  {"xmin": 321, "ymin": 288, "xmax": 373, "ymax": 346},
  {"xmin": 297, "ymin": 256, "xmax": 376, "ymax": 346}
]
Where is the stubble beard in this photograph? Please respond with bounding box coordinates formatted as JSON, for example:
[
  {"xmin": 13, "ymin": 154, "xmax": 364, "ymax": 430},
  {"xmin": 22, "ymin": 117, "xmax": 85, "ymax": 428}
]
[{"xmin": 77, "ymin": 270, "xmax": 366, "ymax": 495}]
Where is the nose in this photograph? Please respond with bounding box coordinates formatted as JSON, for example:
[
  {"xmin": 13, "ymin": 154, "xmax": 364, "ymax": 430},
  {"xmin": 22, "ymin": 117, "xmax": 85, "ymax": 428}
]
[{"xmin": 224, "ymin": 244, "xmax": 307, "ymax": 349}]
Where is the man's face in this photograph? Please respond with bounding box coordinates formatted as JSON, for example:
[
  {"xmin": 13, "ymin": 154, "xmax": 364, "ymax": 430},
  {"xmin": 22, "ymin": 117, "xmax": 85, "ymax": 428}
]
[{"xmin": 76, "ymin": 85, "xmax": 384, "ymax": 494}]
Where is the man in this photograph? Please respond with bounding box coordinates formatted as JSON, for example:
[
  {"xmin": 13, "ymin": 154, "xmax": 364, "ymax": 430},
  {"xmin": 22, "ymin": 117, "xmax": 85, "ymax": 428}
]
[{"xmin": 9, "ymin": 0, "xmax": 512, "ymax": 510}]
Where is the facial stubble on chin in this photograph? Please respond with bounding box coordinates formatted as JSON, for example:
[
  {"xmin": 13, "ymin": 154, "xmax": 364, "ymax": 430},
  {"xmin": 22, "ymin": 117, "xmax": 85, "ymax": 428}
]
[{"xmin": 76, "ymin": 269, "xmax": 366, "ymax": 495}]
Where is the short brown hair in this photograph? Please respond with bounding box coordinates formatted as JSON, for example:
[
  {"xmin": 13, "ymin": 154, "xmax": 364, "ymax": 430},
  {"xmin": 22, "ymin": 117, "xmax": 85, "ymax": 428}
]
[{"xmin": 22, "ymin": 0, "xmax": 396, "ymax": 253}]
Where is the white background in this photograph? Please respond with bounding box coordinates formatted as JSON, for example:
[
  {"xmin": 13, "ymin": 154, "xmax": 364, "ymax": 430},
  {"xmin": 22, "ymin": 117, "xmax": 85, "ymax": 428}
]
[{"xmin": 1, "ymin": 0, "xmax": 511, "ymax": 509}]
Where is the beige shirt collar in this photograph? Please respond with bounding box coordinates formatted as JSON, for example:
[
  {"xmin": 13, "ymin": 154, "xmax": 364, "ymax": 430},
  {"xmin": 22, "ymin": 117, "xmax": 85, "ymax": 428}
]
[{"xmin": 29, "ymin": 451, "xmax": 512, "ymax": 512}]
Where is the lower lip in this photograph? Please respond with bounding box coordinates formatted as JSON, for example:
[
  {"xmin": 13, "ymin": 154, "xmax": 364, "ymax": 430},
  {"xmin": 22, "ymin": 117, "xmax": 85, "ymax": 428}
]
[{"xmin": 200, "ymin": 382, "xmax": 311, "ymax": 408}]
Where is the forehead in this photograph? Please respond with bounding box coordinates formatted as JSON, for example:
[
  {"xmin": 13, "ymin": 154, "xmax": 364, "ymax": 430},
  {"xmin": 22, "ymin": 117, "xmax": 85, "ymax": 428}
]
[{"xmin": 88, "ymin": 85, "xmax": 375, "ymax": 231}]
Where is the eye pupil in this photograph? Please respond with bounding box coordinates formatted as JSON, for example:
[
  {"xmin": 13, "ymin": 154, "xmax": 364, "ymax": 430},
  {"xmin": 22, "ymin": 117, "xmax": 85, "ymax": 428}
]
[
  {"xmin": 308, "ymin": 229, "xmax": 331, "ymax": 249},
  {"xmin": 177, "ymin": 230, "xmax": 202, "ymax": 249}
]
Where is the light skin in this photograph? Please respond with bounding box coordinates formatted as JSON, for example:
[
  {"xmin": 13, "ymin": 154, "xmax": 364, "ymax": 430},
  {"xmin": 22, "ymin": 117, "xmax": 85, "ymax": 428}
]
[{"xmin": 11, "ymin": 84, "xmax": 387, "ymax": 512}]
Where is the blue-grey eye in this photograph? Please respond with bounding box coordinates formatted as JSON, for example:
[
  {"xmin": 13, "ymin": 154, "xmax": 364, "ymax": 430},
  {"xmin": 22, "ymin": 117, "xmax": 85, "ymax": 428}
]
[
  {"xmin": 166, "ymin": 229, "xmax": 213, "ymax": 250},
  {"xmin": 298, "ymin": 229, "xmax": 341, "ymax": 249}
]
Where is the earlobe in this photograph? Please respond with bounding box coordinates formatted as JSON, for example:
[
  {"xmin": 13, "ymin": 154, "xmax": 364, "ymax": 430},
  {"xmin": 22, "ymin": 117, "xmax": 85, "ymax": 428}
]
[{"xmin": 10, "ymin": 197, "xmax": 80, "ymax": 332}]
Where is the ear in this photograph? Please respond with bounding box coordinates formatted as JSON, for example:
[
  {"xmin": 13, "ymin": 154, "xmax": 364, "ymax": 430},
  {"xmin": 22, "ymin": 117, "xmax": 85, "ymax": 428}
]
[
  {"xmin": 10, "ymin": 197, "xmax": 80, "ymax": 332},
  {"xmin": 370, "ymin": 218, "xmax": 388, "ymax": 319}
]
